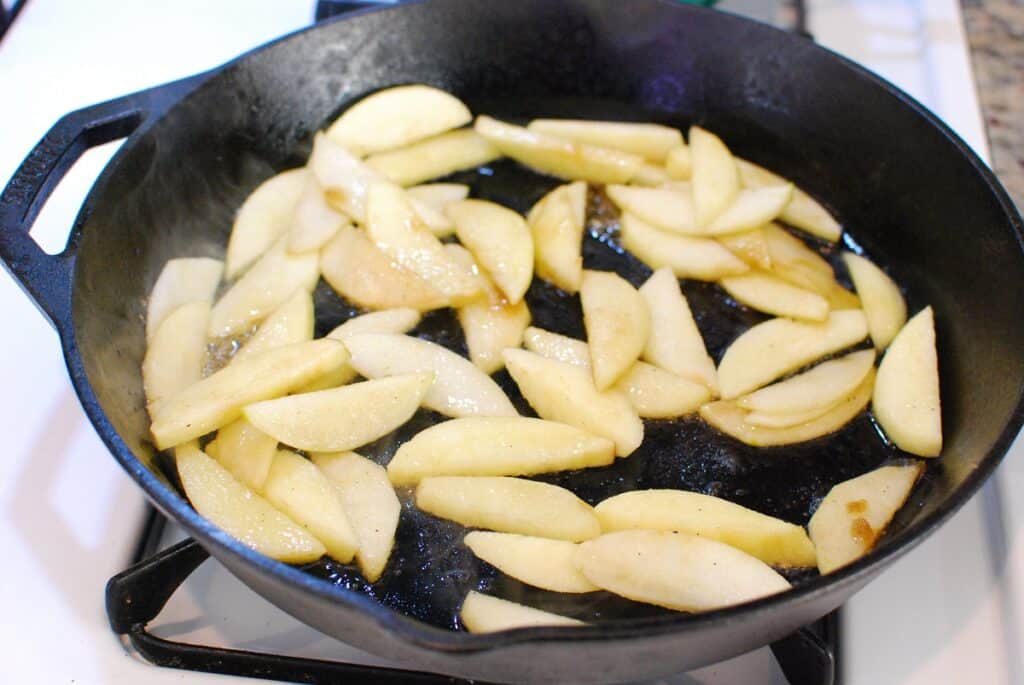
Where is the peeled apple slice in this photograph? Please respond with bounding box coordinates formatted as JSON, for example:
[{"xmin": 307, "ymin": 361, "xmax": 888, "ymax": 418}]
[
  {"xmin": 415, "ymin": 476, "xmax": 601, "ymax": 541},
  {"xmin": 619, "ymin": 213, "xmax": 749, "ymax": 281},
  {"xmin": 526, "ymin": 120, "xmax": 683, "ymax": 162},
  {"xmin": 717, "ymin": 310, "xmax": 869, "ymax": 399},
  {"xmin": 718, "ymin": 228, "xmax": 772, "ymax": 270},
  {"xmin": 605, "ymin": 185, "xmax": 695, "ymax": 234},
  {"xmin": 528, "ymin": 182, "xmax": 585, "ymax": 293},
  {"xmin": 809, "ymin": 462, "xmax": 924, "ymax": 573},
  {"xmin": 464, "ymin": 532, "xmax": 599, "ymax": 593},
  {"xmin": 574, "ymin": 530, "xmax": 791, "ymax": 612},
  {"xmin": 699, "ymin": 185, "xmax": 794, "ymax": 236},
  {"xmin": 386, "ymin": 417, "xmax": 615, "ymax": 486},
  {"xmin": 595, "ymin": 490, "xmax": 816, "ymax": 567},
  {"xmin": 328, "ymin": 309, "xmax": 422, "ymax": 340},
  {"xmin": 143, "ymin": 301, "xmax": 210, "ymax": 412},
  {"xmin": 581, "ymin": 270, "xmax": 650, "ymax": 390},
  {"xmin": 842, "ymin": 252, "xmax": 907, "ymax": 350},
  {"xmin": 406, "ymin": 183, "xmax": 470, "ymax": 209},
  {"xmin": 736, "ymin": 158, "xmax": 841, "ymax": 242},
  {"xmin": 689, "ymin": 126, "xmax": 740, "ymax": 227},
  {"xmin": 147, "ymin": 257, "xmax": 223, "ymax": 338},
  {"xmin": 460, "ymin": 592, "xmax": 583, "ymax": 633},
  {"xmin": 325, "ymin": 84, "xmax": 472, "ymax": 156},
  {"xmin": 447, "ymin": 199, "xmax": 534, "ymax": 304},
  {"xmin": 287, "ymin": 174, "xmax": 349, "ymax": 253},
  {"xmin": 719, "ymin": 271, "xmax": 830, "ymax": 322},
  {"xmin": 243, "ymin": 373, "xmax": 434, "ymax": 452},
  {"xmin": 665, "ymin": 144, "xmax": 692, "ymax": 180},
  {"xmin": 365, "ymin": 129, "xmax": 501, "ymax": 187},
  {"xmin": 231, "ymin": 288, "xmax": 313, "ymax": 365},
  {"xmin": 308, "ymin": 132, "xmax": 385, "ymax": 223},
  {"xmin": 176, "ymin": 442, "xmax": 325, "ymax": 563},
  {"xmin": 225, "ymin": 169, "xmax": 306, "ymax": 280},
  {"xmin": 737, "ymin": 349, "xmax": 876, "ymax": 417},
  {"xmin": 872, "ymin": 307, "xmax": 942, "ymax": 457},
  {"xmin": 630, "ymin": 163, "xmax": 671, "ymax": 187},
  {"xmin": 211, "ymin": 418, "xmax": 277, "ymax": 492}
]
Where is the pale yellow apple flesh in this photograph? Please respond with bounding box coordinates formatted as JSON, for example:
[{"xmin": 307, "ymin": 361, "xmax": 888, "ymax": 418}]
[
  {"xmin": 718, "ymin": 228, "xmax": 772, "ymax": 270},
  {"xmin": 365, "ymin": 129, "xmax": 501, "ymax": 187},
  {"xmin": 287, "ymin": 174, "xmax": 349, "ymax": 253},
  {"xmin": 328, "ymin": 309, "xmax": 422, "ymax": 339},
  {"xmin": 689, "ymin": 126, "xmax": 740, "ymax": 227},
  {"xmin": 719, "ymin": 271, "xmax": 830, "ymax": 322},
  {"xmin": 231, "ymin": 289, "xmax": 314, "ymax": 365},
  {"xmin": 210, "ymin": 418, "xmax": 278, "ymax": 492},
  {"xmin": 699, "ymin": 185, "xmax": 794, "ymax": 236},
  {"xmin": 619, "ymin": 212, "xmax": 749, "ymax": 281},
  {"xmin": 843, "ymin": 252, "xmax": 907, "ymax": 350},
  {"xmin": 146, "ymin": 257, "xmax": 223, "ymax": 339},
  {"xmin": 735, "ymin": 158, "xmax": 842, "ymax": 242},
  {"xmin": 581, "ymin": 269, "xmax": 651, "ymax": 390},
  {"xmin": 406, "ymin": 183, "xmax": 470, "ymax": 209},
  {"xmin": 630, "ymin": 163, "xmax": 671, "ymax": 186},
  {"xmin": 308, "ymin": 132, "xmax": 386, "ymax": 223},
  {"xmin": 225, "ymin": 169, "xmax": 306, "ymax": 280},
  {"xmin": 526, "ymin": 119, "xmax": 682, "ymax": 162},
  {"xmin": 665, "ymin": 144, "xmax": 692, "ymax": 180},
  {"xmin": 605, "ymin": 184, "xmax": 695, "ymax": 233},
  {"xmin": 143, "ymin": 301, "xmax": 210, "ymax": 413},
  {"xmin": 528, "ymin": 183, "xmax": 585, "ymax": 292},
  {"xmin": 737, "ymin": 349, "xmax": 876, "ymax": 417},
  {"xmin": 464, "ymin": 531, "xmax": 599, "ymax": 593},
  {"xmin": 460, "ymin": 592, "xmax": 583, "ymax": 633},
  {"xmin": 447, "ymin": 199, "xmax": 534, "ymax": 304}
]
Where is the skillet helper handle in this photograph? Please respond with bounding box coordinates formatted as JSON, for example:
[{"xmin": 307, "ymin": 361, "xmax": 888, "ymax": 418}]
[{"xmin": 0, "ymin": 73, "xmax": 205, "ymax": 329}]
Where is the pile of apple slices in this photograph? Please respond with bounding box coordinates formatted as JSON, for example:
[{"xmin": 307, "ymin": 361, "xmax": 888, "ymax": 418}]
[{"xmin": 141, "ymin": 83, "xmax": 944, "ymax": 630}]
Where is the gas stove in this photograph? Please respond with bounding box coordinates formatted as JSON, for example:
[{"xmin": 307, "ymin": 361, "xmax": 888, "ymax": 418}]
[{"xmin": 1, "ymin": 1, "xmax": 1020, "ymax": 684}]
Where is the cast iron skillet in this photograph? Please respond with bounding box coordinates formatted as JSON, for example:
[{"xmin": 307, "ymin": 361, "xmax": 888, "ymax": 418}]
[{"xmin": 2, "ymin": 1, "xmax": 1023, "ymax": 682}]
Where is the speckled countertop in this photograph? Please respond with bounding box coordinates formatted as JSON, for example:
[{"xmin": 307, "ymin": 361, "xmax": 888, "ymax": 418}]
[{"xmin": 963, "ymin": 0, "xmax": 1024, "ymax": 211}]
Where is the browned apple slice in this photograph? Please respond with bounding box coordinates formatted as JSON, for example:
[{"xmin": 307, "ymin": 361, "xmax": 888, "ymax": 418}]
[{"xmin": 717, "ymin": 228, "xmax": 772, "ymax": 270}]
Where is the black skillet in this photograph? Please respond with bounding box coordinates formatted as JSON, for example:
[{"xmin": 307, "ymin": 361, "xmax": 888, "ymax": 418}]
[{"xmin": 1, "ymin": 1, "xmax": 1022, "ymax": 682}]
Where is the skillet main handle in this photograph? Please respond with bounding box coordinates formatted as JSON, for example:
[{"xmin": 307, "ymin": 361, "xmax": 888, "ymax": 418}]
[{"xmin": 0, "ymin": 73, "xmax": 207, "ymax": 330}]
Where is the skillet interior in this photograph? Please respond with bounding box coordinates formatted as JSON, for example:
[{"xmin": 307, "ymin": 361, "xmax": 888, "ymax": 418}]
[{"xmin": 64, "ymin": 0, "xmax": 1024, "ymax": 680}]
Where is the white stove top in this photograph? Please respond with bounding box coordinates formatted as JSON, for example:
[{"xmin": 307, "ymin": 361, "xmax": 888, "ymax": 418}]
[{"xmin": 1, "ymin": 2, "xmax": 1021, "ymax": 683}]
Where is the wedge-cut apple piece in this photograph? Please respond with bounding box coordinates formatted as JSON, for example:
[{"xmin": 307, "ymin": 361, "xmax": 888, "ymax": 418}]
[
  {"xmin": 720, "ymin": 271, "xmax": 829, "ymax": 321},
  {"xmin": 615, "ymin": 362, "xmax": 710, "ymax": 419},
  {"xmin": 464, "ymin": 532, "xmax": 599, "ymax": 593},
  {"xmin": 665, "ymin": 144, "xmax": 692, "ymax": 180},
  {"xmin": 718, "ymin": 228, "xmax": 772, "ymax": 270},
  {"xmin": 689, "ymin": 126, "xmax": 740, "ymax": 227},
  {"xmin": 343, "ymin": 333, "xmax": 516, "ymax": 418},
  {"xmin": 147, "ymin": 257, "xmax": 223, "ymax": 339},
  {"xmin": 308, "ymin": 132, "xmax": 386, "ymax": 223},
  {"xmin": 288, "ymin": 174, "xmax": 349, "ymax": 253},
  {"xmin": 522, "ymin": 326, "xmax": 591, "ymax": 367},
  {"xmin": 312, "ymin": 451, "xmax": 400, "ymax": 582},
  {"xmin": 328, "ymin": 309, "xmax": 422, "ymax": 340},
  {"xmin": 410, "ymin": 197, "xmax": 456, "ymax": 238},
  {"xmin": 263, "ymin": 449, "xmax": 359, "ymax": 563},
  {"xmin": 150, "ymin": 339, "xmax": 348, "ymax": 449},
  {"xmin": 365, "ymin": 129, "xmax": 500, "ymax": 187},
  {"xmin": 475, "ymin": 115, "xmax": 642, "ymax": 184},
  {"xmin": 639, "ymin": 267, "xmax": 718, "ymax": 392},
  {"xmin": 244, "ymin": 373, "xmax": 432, "ymax": 452},
  {"xmin": 416, "ymin": 476, "xmax": 601, "ymax": 541},
  {"xmin": 225, "ymin": 169, "xmax": 306, "ymax": 280},
  {"xmin": 630, "ymin": 163, "xmax": 671, "ymax": 187},
  {"xmin": 460, "ymin": 592, "xmax": 583, "ymax": 633},
  {"xmin": 366, "ymin": 183, "xmax": 481, "ymax": 304},
  {"xmin": 842, "ymin": 253, "xmax": 907, "ymax": 350},
  {"xmin": 447, "ymin": 199, "xmax": 534, "ymax": 304},
  {"xmin": 529, "ymin": 182, "xmax": 585, "ymax": 293},
  {"xmin": 743, "ymin": 406, "xmax": 839, "ymax": 429},
  {"xmin": 211, "ymin": 418, "xmax": 277, "ymax": 492},
  {"xmin": 504, "ymin": 349, "xmax": 643, "ymax": 457},
  {"xmin": 231, "ymin": 289, "xmax": 313, "ymax": 365},
  {"xmin": 143, "ymin": 301, "xmax": 210, "ymax": 413},
  {"xmin": 809, "ymin": 462, "xmax": 924, "ymax": 573},
  {"xmin": 698, "ymin": 185, "xmax": 794, "ymax": 236},
  {"xmin": 208, "ymin": 238, "xmax": 319, "ymax": 338},
  {"xmin": 387, "ymin": 417, "xmax": 615, "ymax": 486},
  {"xmin": 872, "ymin": 307, "xmax": 942, "ymax": 456},
  {"xmin": 736, "ymin": 159, "xmax": 841, "ymax": 242},
  {"xmin": 606, "ymin": 185, "xmax": 695, "ymax": 233},
  {"xmin": 321, "ymin": 225, "xmax": 450, "ymax": 312},
  {"xmin": 526, "ymin": 120, "xmax": 683, "ymax": 163},
  {"xmin": 326, "ymin": 85, "xmax": 472, "ymax": 156},
  {"xmin": 738, "ymin": 349, "xmax": 875, "ymax": 417},
  {"xmin": 581, "ymin": 270, "xmax": 650, "ymax": 390},
  {"xmin": 619, "ymin": 213, "xmax": 749, "ymax": 281},
  {"xmin": 717, "ymin": 310, "xmax": 869, "ymax": 399},
  {"xmin": 700, "ymin": 368, "xmax": 875, "ymax": 446},
  {"xmin": 176, "ymin": 442, "xmax": 325, "ymax": 563},
  {"xmin": 575, "ymin": 530, "xmax": 790, "ymax": 612},
  {"xmin": 762, "ymin": 223, "xmax": 833, "ymax": 275},
  {"xmin": 406, "ymin": 183, "xmax": 470, "ymax": 209},
  {"xmin": 595, "ymin": 490, "xmax": 816, "ymax": 567}
]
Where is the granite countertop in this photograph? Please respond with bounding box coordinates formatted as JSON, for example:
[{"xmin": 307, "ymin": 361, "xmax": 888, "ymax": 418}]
[{"xmin": 963, "ymin": 0, "xmax": 1024, "ymax": 212}]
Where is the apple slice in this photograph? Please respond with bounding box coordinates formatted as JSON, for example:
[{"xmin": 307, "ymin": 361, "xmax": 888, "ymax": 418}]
[
  {"xmin": 365, "ymin": 129, "xmax": 501, "ymax": 187},
  {"xmin": 689, "ymin": 126, "xmax": 740, "ymax": 227},
  {"xmin": 528, "ymin": 182, "xmax": 585, "ymax": 293},
  {"xmin": 581, "ymin": 270, "xmax": 651, "ymax": 390},
  {"xmin": 700, "ymin": 368, "xmax": 875, "ymax": 446},
  {"xmin": 366, "ymin": 183, "xmax": 481, "ymax": 304},
  {"xmin": 475, "ymin": 115, "xmax": 642, "ymax": 184},
  {"xmin": 522, "ymin": 326, "xmax": 591, "ymax": 367},
  {"xmin": 762, "ymin": 223, "xmax": 833, "ymax": 275},
  {"xmin": 504, "ymin": 349, "xmax": 643, "ymax": 457},
  {"xmin": 719, "ymin": 271, "xmax": 830, "ymax": 321},
  {"xmin": 312, "ymin": 451, "xmax": 401, "ymax": 582},
  {"xmin": 325, "ymin": 85, "xmax": 472, "ymax": 156},
  {"xmin": 328, "ymin": 309, "xmax": 422, "ymax": 340},
  {"xmin": 225, "ymin": 169, "xmax": 306, "ymax": 280},
  {"xmin": 718, "ymin": 228, "xmax": 772, "ymax": 270},
  {"xmin": 526, "ymin": 120, "xmax": 683, "ymax": 162},
  {"xmin": 872, "ymin": 307, "xmax": 942, "ymax": 457},
  {"xmin": 738, "ymin": 349, "xmax": 875, "ymax": 417},
  {"xmin": 231, "ymin": 288, "xmax": 313, "ymax": 365},
  {"xmin": 176, "ymin": 442, "xmax": 325, "ymax": 563},
  {"xmin": 630, "ymin": 163, "xmax": 671, "ymax": 187},
  {"xmin": 321, "ymin": 224, "xmax": 450, "ymax": 312},
  {"xmin": 595, "ymin": 490, "xmax": 816, "ymax": 567},
  {"xmin": 842, "ymin": 253, "xmax": 907, "ymax": 350},
  {"xmin": 208, "ymin": 237, "xmax": 319, "ymax": 338},
  {"xmin": 464, "ymin": 532, "xmax": 599, "ymax": 593},
  {"xmin": 287, "ymin": 175, "xmax": 349, "ymax": 253},
  {"xmin": 575, "ymin": 530, "xmax": 790, "ymax": 612},
  {"xmin": 809, "ymin": 462, "xmax": 924, "ymax": 573},
  {"xmin": 211, "ymin": 418, "xmax": 277, "ymax": 492},
  {"xmin": 150, "ymin": 339, "xmax": 349, "ymax": 449},
  {"xmin": 619, "ymin": 213, "xmax": 749, "ymax": 281},
  {"xmin": 460, "ymin": 592, "xmax": 583, "ymax": 633},
  {"xmin": 639, "ymin": 268, "xmax": 718, "ymax": 392},
  {"xmin": 416, "ymin": 476, "xmax": 601, "ymax": 541},
  {"xmin": 605, "ymin": 185, "xmax": 695, "ymax": 233},
  {"xmin": 308, "ymin": 132, "xmax": 386, "ymax": 223},
  {"xmin": 386, "ymin": 417, "xmax": 615, "ymax": 486},
  {"xmin": 447, "ymin": 199, "xmax": 534, "ymax": 303},
  {"xmin": 665, "ymin": 144, "xmax": 692, "ymax": 180},
  {"xmin": 698, "ymin": 185, "xmax": 794, "ymax": 236},
  {"xmin": 406, "ymin": 183, "xmax": 470, "ymax": 209},
  {"xmin": 244, "ymin": 372, "xmax": 432, "ymax": 452},
  {"xmin": 263, "ymin": 449, "xmax": 359, "ymax": 563},
  {"xmin": 143, "ymin": 301, "xmax": 210, "ymax": 413},
  {"xmin": 736, "ymin": 159, "xmax": 841, "ymax": 242},
  {"xmin": 717, "ymin": 309, "xmax": 869, "ymax": 399},
  {"xmin": 147, "ymin": 257, "xmax": 223, "ymax": 339},
  {"xmin": 342, "ymin": 333, "xmax": 517, "ymax": 418}
]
